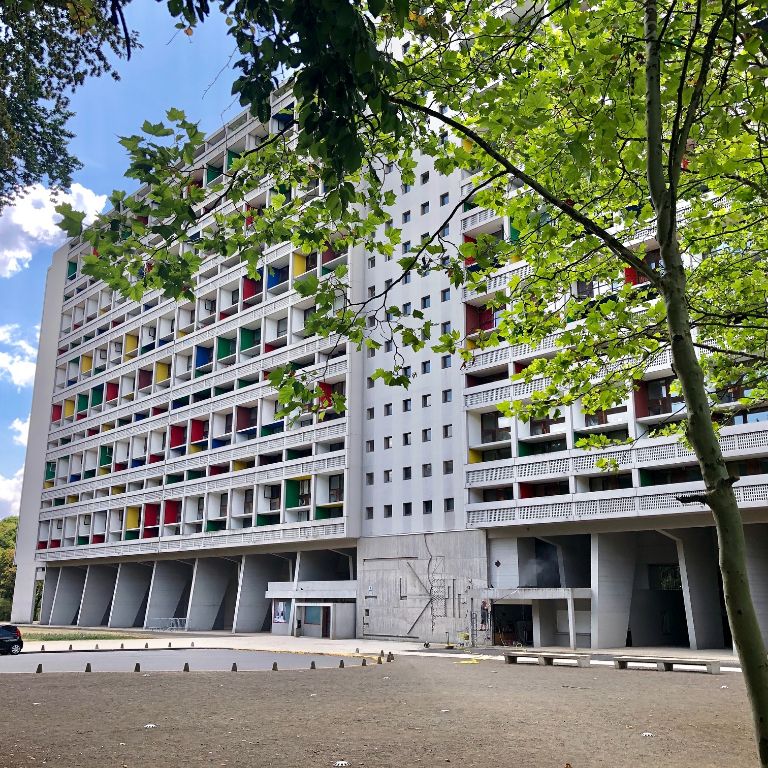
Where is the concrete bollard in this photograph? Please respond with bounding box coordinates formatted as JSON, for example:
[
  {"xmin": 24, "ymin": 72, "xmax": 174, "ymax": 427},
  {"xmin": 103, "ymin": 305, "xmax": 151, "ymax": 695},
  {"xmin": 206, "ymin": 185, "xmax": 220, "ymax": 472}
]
[
  {"xmin": 362, "ymin": 658, "xmax": 367, "ymax": 667},
  {"xmin": 145, "ymin": 642, "xmax": 149, "ymax": 649},
  {"xmin": 95, "ymin": 644, "xmax": 99, "ymax": 650},
  {"xmin": 120, "ymin": 643, "xmax": 124, "ymax": 650},
  {"xmin": 168, "ymin": 642, "xmax": 172, "ymax": 648},
  {"xmin": 380, "ymin": 649, "xmax": 385, "ymax": 657},
  {"xmin": 310, "ymin": 660, "xmax": 316, "ymax": 670},
  {"xmin": 231, "ymin": 663, "xmax": 238, "ymax": 672},
  {"xmin": 387, "ymin": 652, "xmax": 394, "ymax": 663},
  {"xmin": 356, "ymin": 648, "xmax": 359, "ymax": 653},
  {"xmin": 134, "ymin": 662, "xmax": 141, "ymax": 673},
  {"xmin": 272, "ymin": 661, "xmax": 278, "ymax": 671},
  {"xmin": 183, "ymin": 662, "xmax": 190, "ymax": 672},
  {"xmin": 68, "ymin": 644, "xmax": 73, "ymax": 651},
  {"xmin": 339, "ymin": 659, "xmax": 345, "ymax": 669},
  {"xmin": 191, "ymin": 641, "xmax": 195, "ymax": 648},
  {"xmin": 85, "ymin": 662, "xmax": 92, "ymax": 672},
  {"xmin": 40, "ymin": 645, "xmax": 45, "ymax": 652},
  {"xmin": 35, "ymin": 663, "xmax": 43, "ymax": 674},
  {"xmin": 377, "ymin": 656, "xmax": 383, "ymax": 665}
]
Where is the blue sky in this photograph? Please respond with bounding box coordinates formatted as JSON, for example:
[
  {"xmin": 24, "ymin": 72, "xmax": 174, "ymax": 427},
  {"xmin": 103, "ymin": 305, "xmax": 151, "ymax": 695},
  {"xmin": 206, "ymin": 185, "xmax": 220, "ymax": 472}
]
[{"xmin": 0, "ymin": 4, "xmax": 239, "ymax": 516}]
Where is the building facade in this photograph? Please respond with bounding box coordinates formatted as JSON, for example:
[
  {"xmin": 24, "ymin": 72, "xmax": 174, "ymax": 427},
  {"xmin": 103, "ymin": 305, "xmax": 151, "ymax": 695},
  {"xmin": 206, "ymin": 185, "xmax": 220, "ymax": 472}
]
[{"xmin": 12, "ymin": 91, "xmax": 768, "ymax": 650}]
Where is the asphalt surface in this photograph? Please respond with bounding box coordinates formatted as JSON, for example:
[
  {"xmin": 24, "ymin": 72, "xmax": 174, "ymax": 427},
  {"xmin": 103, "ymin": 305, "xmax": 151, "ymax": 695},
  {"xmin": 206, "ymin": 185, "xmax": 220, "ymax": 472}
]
[{"xmin": 0, "ymin": 648, "xmax": 362, "ymax": 673}]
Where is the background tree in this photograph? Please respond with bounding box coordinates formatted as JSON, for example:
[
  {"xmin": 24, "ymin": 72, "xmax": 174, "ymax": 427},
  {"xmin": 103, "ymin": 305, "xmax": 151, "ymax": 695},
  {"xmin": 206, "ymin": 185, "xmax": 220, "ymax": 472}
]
[
  {"xmin": 55, "ymin": 0, "xmax": 768, "ymax": 762},
  {"xmin": 0, "ymin": 516, "xmax": 19, "ymax": 621}
]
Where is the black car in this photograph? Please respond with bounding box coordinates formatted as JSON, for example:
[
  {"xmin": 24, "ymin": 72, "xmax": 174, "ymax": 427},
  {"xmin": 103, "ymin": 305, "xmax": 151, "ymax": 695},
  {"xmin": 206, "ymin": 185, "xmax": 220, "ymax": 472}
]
[{"xmin": 0, "ymin": 625, "xmax": 23, "ymax": 655}]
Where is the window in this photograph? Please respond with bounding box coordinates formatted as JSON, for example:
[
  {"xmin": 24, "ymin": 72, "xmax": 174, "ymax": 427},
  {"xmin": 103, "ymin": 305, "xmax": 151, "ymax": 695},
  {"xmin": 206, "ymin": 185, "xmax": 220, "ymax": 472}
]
[
  {"xmin": 439, "ymin": 104, "xmax": 448, "ymax": 115},
  {"xmin": 421, "ymin": 361, "xmax": 431, "ymax": 374},
  {"xmin": 403, "ymin": 466, "xmax": 412, "ymax": 480},
  {"xmin": 441, "ymin": 321, "xmax": 452, "ymax": 334},
  {"xmin": 384, "ymin": 162, "xmax": 394, "ymax": 175},
  {"xmin": 384, "ymin": 504, "xmax": 393, "ymax": 518},
  {"xmin": 403, "ymin": 271, "xmax": 412, "ymax": 284},
  {"xmin": 402, "ymin": 41, "xmax": 410, "ymax": 55},
  {"xmin": 385, "ymin": 278, "xmax": 393, "ymax": 289},
  {"xmin": 402, "ymin": 302, "xmax": 412, "ymax": 315},
  {"xmin": 403, "ymin": 365, "xmax": 412, "ymax": 377},
  {"xmin": 368, "ymin": 256, "xmax": 376, "ymax": 268},
  {"xmin": 367, "ymin": 316, "xmax": 376, "ymax": 328},
  {"xmin": 423, "ymin": 500, "xmax": 433, "ymax": 514},
  {"xmin": 440, "ymin": 192, "xmax": 450, "ymax": 207},
  {"xmin": 403, "ymin": 502, "xmax": 412, "ymax": 516},
  {"xmin": 443, "ymin": 424, "xmax": 453, "ymax": 438},
  {"xmin": 384, "ymin": 436, "xmax": 392, "ymax": 449},
  {"xmin": 403, "ymin": 398, "xmax": 412, "ymax": 412},
  {"xmin": 422, "ymin": 394, "xmax": 432, "ymax": 407},
  {"xmin": 441, "ymin": 288, "xmax": 450, "ymax": 302},
  {"xmin": 422, "ymin": 428, "xmax": 432, "ymax": 442},
  {"xmin": 384, "ymin": 340, "xmax": 393, "ymax": 352},
  {"xmin": 367, "ymin": 347, "xmax": 376, "ymax": 358},
  {"xmin": 439, "ymin": 223, "xmax": 450, "ymax": 237},
  {"xmin": 403, "ymin": 432, "xmax": 412, "ymax": 446},
  {"xmin": 368, "ymin": 286, "xmax": 376, "ymax": 299},
  {"xmin": 384, "ymin": 403, "xmax": 393, "ymax": 416},
  {"xmin": 365, "ymin": 440, "xmax": 374, "ymax": 453},
  {"xmin": 402, "ymin": 241, "xmax": 411, "ymax": 254},
  {"xmin": 421, "ymin": 295, "xmax": 431, "ymax": 309},
  {"xmin": 441, "ymin": 355, "xmax": 452, "ymax": 369},
  {"xmin": 385, "ymin": 218, "xmax": 393, "ymax": 231},
  {"xmin": 421, "ymin": 171, "xmax": 430, "ymax": 184},
  {"xmin": 444, "ymin": 497, "xmax": 455, "ymax": 512},
  {"xmin": 384, "ymin": 469, "xmax": 392, "ymax": 483},
  {"xmin": 402, "ymin": 210, "xmax": 411, "ymax": 223},
  {"xmin": 420, "ymin": 201, "xmax": 430, "ymax": 215},
  {"xmin": 367, "ymin": 377, "xmax": 374, "ymax": 389},
  {"xmin": 366, "ymin": 506, "xmax": 374, "ymax": 519},
  {"xmin": 276, "ymin": 317, "xmax": 288, "ymax": 336},
  {"xmin": 443, "ymin": 460, "xmax": 454, "ymax": 474},
  {"xmin": 438, "ymin": 131, "xmax": 447, "ymax": 145},
  {"xmin": 366, "ymin": 407, "xmax": 374, "ymax": 420},
  {"xmin": 442, "ymin": 389, "xmax": 453, "ymax": 403},
  {"xmin": 421, "ymin": 232, "xmax": 430, "ymax": 243},
  {"xmin": 401, "ymin": 182, "xmax": 411, "ymax": 194},
  {"xmin": 422, "ymin": 463, "xmax": 432, "ymax": 477},
  {"xmin": 366, "ymin": 472, "xmax": 374, "ymax": 485}
]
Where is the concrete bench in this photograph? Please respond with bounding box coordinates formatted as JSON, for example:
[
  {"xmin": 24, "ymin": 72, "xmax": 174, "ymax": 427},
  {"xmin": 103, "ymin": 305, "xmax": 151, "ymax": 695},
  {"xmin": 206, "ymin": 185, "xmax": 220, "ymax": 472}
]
[
  {"xmin": 503, "ymin": 650, "xmax": 591, "ymax": 668},
  {"xmin": 613, "ymin": 655, "xmax": 721, "ymax": 674}
]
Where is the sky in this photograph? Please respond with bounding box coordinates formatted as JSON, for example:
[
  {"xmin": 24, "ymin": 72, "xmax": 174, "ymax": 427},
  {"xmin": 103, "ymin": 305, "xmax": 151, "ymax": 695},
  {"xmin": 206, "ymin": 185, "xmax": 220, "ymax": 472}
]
[{"xmin": 0, "ymin": 4, "xmax": 240, "ymax": 517}]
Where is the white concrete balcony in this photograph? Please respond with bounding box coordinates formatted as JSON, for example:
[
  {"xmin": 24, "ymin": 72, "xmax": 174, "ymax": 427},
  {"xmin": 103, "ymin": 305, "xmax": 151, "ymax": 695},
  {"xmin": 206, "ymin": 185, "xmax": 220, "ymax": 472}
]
[{"xmin": 34, "ymin": 518, "xmax": 349, "ymax": 562}]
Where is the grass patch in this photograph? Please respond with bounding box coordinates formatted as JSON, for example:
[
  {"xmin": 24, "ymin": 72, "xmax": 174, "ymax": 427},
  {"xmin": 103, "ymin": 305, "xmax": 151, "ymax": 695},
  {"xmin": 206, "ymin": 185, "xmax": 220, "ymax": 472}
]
[{"xmin": 21, "ymin": 630, "xmax": 144, "ymax": 641}]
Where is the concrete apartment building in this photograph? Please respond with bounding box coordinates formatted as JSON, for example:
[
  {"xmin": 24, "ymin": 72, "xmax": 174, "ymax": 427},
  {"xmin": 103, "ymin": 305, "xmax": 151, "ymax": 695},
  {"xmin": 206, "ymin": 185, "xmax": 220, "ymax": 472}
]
[{"xmin": 12, "ymin": 85, "xmax": 768, "ymax": 651}]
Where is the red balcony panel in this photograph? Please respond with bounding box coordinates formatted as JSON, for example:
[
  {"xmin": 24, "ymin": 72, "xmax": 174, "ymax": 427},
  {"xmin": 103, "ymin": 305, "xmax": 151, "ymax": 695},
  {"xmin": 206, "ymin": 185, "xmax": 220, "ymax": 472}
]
[
  {"xmin": 91, "ymin": 534, "xmax": 105, "ymax": 544},
  {"xmin": 170, "ymin": 425, "xmax": 186, "ymax": 448}
]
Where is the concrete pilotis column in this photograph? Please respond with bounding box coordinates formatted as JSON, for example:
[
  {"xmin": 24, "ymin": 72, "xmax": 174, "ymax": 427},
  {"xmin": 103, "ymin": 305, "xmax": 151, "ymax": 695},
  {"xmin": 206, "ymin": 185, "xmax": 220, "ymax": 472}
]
[
  {"xmin": 590, "ymin": 533, "xmax": 636, "ymax": 649},
  {"xmin": 49, "ymin": 566, "xmax": 87, "ymax": 626},
  {"xmin": 744, "ymin": 523, "xmax": 768, "ymax": 645}
]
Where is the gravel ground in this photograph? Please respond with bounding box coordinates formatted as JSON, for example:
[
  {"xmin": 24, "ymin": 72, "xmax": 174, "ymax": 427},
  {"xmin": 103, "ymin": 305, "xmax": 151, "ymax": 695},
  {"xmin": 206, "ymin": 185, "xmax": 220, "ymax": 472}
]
[{"xmin": 0, "ymin": 655, "xmax": 754, "ymax": 768}]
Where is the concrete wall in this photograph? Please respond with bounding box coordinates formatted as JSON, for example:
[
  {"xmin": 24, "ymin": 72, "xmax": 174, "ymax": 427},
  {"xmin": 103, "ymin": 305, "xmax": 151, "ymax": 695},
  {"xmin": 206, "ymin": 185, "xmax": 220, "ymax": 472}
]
[
  {"xmin": 233, "ymin": 554, "xmax": 289, "ymax": 633},
  {"xmin": 49, "ymin": 566, "xmax": 86, "ymax": 626},
  {"xmin": 298, "ymin": 549, "xmax": 352, "ymax": 581},
  {"xmin": 591, "ymin": 532, "xmax": 636, "ymax": 648},
  {"xmin": 109, "ymin": 562, "xmax": 152, "ymax": 628},
  {"xmin": 356, "ymin": 529, "xmax": 487, "ymax": 642},
  {"xmin": 545, "ymin": 535, "xmax": 591, "ymax": 588},
  {"xmin": 333, "ymin": 602, "xmax": 356, "ymax": 638},
  {"xmin": 39, "ymin": 567, "xmax": 59, "ymax": 625},
  {"xmin": 145, "ymin": 560, "xmax": 193, "ymax": 628},
  {"xmin": 487, "ymin": 537, "xmax": 521, "ymax": 589},
  {"xmin": 187, "ymin": 557, "xmax": 239, "ymax": 631},
  {"xmin": 745, "ymin": 523, "xmax": 768, "ymax": 645},
  {"xmin": 77, "ymin": 564, "xmax": 118, "ymax": 626}
]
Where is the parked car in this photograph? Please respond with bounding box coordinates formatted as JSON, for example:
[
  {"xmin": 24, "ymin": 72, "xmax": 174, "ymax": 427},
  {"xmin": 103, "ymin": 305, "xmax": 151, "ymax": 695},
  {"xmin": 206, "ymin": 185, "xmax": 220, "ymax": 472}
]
[{"xmin": 0, "ymin": 625, "xmax": 23, "ymax": 655}]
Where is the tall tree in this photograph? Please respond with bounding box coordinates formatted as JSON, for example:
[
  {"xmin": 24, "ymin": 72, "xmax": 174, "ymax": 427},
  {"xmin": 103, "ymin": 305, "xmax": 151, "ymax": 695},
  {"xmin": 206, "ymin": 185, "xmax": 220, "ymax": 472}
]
[
  {"xmin": 57, "ymin": 1, "xmax": 768, "ymax": 762},
  {"xmin": 0, "ymin": 516, "xmax": 18, "ymax": 621}
]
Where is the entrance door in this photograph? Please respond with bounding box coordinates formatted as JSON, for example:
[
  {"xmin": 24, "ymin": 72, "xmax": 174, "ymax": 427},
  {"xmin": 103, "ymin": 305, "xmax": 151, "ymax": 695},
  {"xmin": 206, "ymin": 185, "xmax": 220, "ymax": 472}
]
[{"xmin": 321, "ymin": 606, "xmax": 331, "ymax": 638}]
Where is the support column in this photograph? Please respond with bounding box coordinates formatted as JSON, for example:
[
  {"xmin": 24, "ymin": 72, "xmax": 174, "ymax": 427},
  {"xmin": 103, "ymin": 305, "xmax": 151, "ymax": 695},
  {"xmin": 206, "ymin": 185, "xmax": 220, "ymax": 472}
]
[
  {"xmin": 234, "ymin": 555, "xmax": 289, "ymax": 633},
  {"xmin": 591, "ymin": 532, "xmax": 636, "ymax": 648},
  {"xmin": 144, "ymin": 560, "xmax": 193, "ymax": 629},
  {"xmin": 77, "ymin": 564, "xmax": 119, "ymax": 626},
  {"xmin": 109, "ymin": 562, "xmax": 152, "ymax": 628},
  {"xmin": 49, "ymin": 566, "xmax": 87, "ymax": 626},
  {"xmin": 744, "ymin": 523, "xmax": 768, "ymax": 645},
  {"xmin": 39, "ymin": 567, "xmax": 60, "ymax": 625},
  {"xmin": 187, "ymin": 558, "xmax": 239, "ymax": 632},
  {"xmin": 567, "ymin": 594, "xmax": 576, "ymax": 650}
]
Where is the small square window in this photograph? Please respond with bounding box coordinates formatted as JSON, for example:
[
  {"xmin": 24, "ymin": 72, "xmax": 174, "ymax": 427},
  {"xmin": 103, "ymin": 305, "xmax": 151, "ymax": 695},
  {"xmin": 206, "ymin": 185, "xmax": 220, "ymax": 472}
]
[
  {"xmin": 365, "ymin": 506, "xmax": 374, "ymax": 519},
  {"xmin": 421, "ymin": 361, "xmax": 431, "ymax": 374},
  {"xmin": 385, "ymin": 278, "xmax": 393, "ymax": 289},
  {"xmin": 402, "ymin": 41, "xmax": 410, "ymax": 55},
  {"xmin": 368, "ymin": 286, "xmax": 376, "ymax": 298},
  {"xmin": 368, "ymin": 256, "xmax": 376, "ymax": 269},
  {"xmin": 423, "ymin": 500, "xmax": 433, "ymax": 514},
  {"xmin": 384, "ymin": 403, "xmax": 393, "ymax": 416},
  {"xmin": 403, "ymin": 398, "xmax": 412, "ymax": 412},
  {"xmin": 403, "ymin": 271, "xmax": 412, "ymax": 284},
  {"xmin": 439, "ymin": 223, "xmax": 450, "ymax": 237},
  {"xmin": 366, "ymin": 407, "xmax": 374, "ymax": 420},
  {"xmin": 442, "ymin": 389, "xmax": 453, "ymax": 403},
  {"xmin": 443, "ymin": 460, "xmax": 454, "ymax": 475},
  {"xmin": 441, "ymin": 355, "xmax": 452, "ymax": 369},
  {"xmin": 403, "ymin": 466, "xmax": 412, "ymax": 480},
  {"xmin": 421, "ymin": 232, "xmax": 430, "ymax": 243},
  {"xmin": 421, "ymin": 295, "xmax": 431, "ymax": 309},
  {"xmin": 402, "ymin": 241, "xmax": 411, "ymax": 254},
  {"xmin": 401, "ymin": 183, "xmax": 411, "ymax": 194},
  {"xmin": 384, "ymin": 504, "xmax": 393, "ymax": 518},
  {"xmin": 402, "ymin": 302, "xmax": 412, "ymax": 316},
  {"xmin": 385, "ymin": 219, "xmax": 393, "ymax": 231},
  {"xmin": 384, "ymin": 436, "xmax": 392, "ymax": 449},
  {"xmin": 403, "ymin": 502, "xmax": 413, "ymax": 516},
  {"xmin": 402, "ymin": 210, "xmax": 411, "ymax": 223},
  {"xmin": 443, "ymin": 424, "xmax": 453, "ymax": 438},
  {"xmin": 439, "ymin": 104, "xmax": 448, "ymax": 115},
  {"xmin": 367, "ymin": 377, "xmax": 374, "ymax": 389},
  {"xmin": 403, "ymin": 365, "xmax": 412, "ymax": 378},
  {"xmin": 420, "ymin": 171, "xmax": 430, "ymax": 184},
  {"xmin": 384, "ymin": 162, "xmax": 394, "ymax": 175},
  {"xmin": 438, "ymin": 131, "xmax": 447, "ymax": 145},
  {"xmin": 422, "ymin": 428, "xmax": 432, "ymax": 442},
  {"xmin": 420, "ymin": 201, "xmax": 430, "ymax": 215},
  {"xmin": 367, "ymin": 347, "xmax": 376, "ymax": 359},
  {"xmin": 367, "ymin": 316, "xmax": 376, "ymax": 328},
  {"xmin": 365, "ymin": 440, "xmax": 374, "ymax": 452},
  {"xmin": 365, "ymin": 472, "xmax": 374, "ymax": 485},
  {"xmin": 440, "ymin": 192, "xmax": 450, "ymax": 206},
  {"xmin": 403, "ymin": 432, "xmax": 412, "ymax": 446},
  {"xmin": 441, "ymin": 288, "xmax": 450, "ymax": 302},
  {"xmin": 384, "ymin": 340, "xmax": 393, "ymax": 352},
  {"xmin": 441, "ymin": 321, "xmax": 452, "ymax": 334},
  {"xmin": 384, "ymin": 469, "xmax": 392, "ymax": 483},
  {"xmin": 422, "ymin": 463, "xmax": 432, "ymax": 477},
  {"xmin": 444, "ymin": 497, "xmax": 455, "ymax": 512},
  {"xmin": 422, "ymin": 394, "xmax": 432, "ymax": 407}
]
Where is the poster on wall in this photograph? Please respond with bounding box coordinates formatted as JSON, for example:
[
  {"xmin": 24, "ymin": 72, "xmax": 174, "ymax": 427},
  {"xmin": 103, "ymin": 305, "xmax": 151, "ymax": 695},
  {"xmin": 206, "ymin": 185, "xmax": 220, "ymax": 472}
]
[{"xmin": 273, "ymin": 600, "xmax": 288, "ymax": 623}]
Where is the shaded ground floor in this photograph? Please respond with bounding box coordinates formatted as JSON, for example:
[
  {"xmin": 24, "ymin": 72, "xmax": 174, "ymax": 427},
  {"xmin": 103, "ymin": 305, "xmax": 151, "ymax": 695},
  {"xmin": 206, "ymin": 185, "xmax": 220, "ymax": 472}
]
[{"xmin": 0, "ymin": 655, "xmax": 753, "ymax": 767}]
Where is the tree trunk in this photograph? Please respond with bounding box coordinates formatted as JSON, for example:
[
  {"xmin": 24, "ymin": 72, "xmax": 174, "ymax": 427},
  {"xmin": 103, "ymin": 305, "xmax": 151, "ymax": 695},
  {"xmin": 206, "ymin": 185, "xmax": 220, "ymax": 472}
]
[{"xmin": 662, "ymin": 243, "xmax": 768, "ymax": 766}]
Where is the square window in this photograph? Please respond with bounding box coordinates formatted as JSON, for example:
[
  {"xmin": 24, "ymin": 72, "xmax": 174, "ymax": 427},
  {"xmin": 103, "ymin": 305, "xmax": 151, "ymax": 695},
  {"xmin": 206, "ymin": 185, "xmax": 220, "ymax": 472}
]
[
  {"xmin": 384, "ymin": 436, "xmax": 392, "ymax": 449},
  {"xmin": 403, "ymin": 502, "xmax": 412, "ymax": 516},
  {"xmin": 403, "ymin": 271, "xmax": 412, "ymax": 284},
  {"xmin": 402, "ymin": 211, "xmax": 411, "ymax": 223},
  {"xmin": 423, "ymin": 500, "xmax": 433, "ymax": 514},
  {"xmin": 441, "ymin": 321, "xmax": 452, "ymax": 334},
  {"xmin": 384, "ymin": 340, "xmax": 393, "ymax": 352},
  {"xmin": 442, "ymin": 389, "xmax": 453, "ymax": 403},
  {"xmin": 440, "ymin": 192, "xmax": 450, "ymax": 206},
  {"xmin": 422, "ymin": 394, "xmax": 432, "ymax": 407},
  {"xmin": 367, "ymin": 377, "xmax": 374, "ymax": 389},
  {"xmin": 402, "ymin": 302, "xmax": 412, "ymax": 315},
  {"xmin": 402, "ymin": 41, "xmax": 410, "ymax": 55},
  {"xmin": 366, "ymin": 407, "xmax": 374, "ymax": 420},
  {"xmin": 403, "ymin": 365, "xmax": 412, "ymax": 378},
  {"xmin": 403, "ymin": 432, "xmax": 412, "ymax": 446},
  {"xmin": 420, "ymin": 201, "xmax": 430, "ymax": 215},
  {"xmin": 441, "ymin": 288, "xmax": 450, "ymax": 302},
  {"xmin": 385, "ymin": 219, "xmax": 393, "ymax": 231},
  {"xmin": 420, "ymin": 171, "xmax": 430, "ymax": 184},
  {"xmin": 365, "ymin": 440, "xmax": 374, "ymax": 452},
  {"xmin": 421, "ymin": 296, "xmax": 431, "ymax": 309},
  {"xmin": 443, "ymin": 424, "xmax": 453, "ymax": 438},
  {"xmin": 365, "ymin": 472, "xmax": 374, "ymax": 485},
  {"xmin": 441, "ymin": 355, "xmax": 452, "ymax": 369},
  {"xmin": 385, "ymin": 278, "xmax": 393, "ymax": 289},
  {"xmin": 443, "ymin": 460, "xmax": 454, "ymax": 474},
  {"xmin": 384, "ymin": 403, "xmax": 393, "ymax": 416},
  {"xmin": 438, "ymin": 131, "xmax": 447, "ymax": 145},
  {"xmin": 444, "ymin": 497, "xmax": 454, "ymax": 512},
  {"xmin": 366, "ymin": 506, "xmax": 374, "ymax": 519},
  {"xmin": 367, "ymin": 316, "xmax": 376, "ymax": 328},
  {"xmin": 422, "ymin": 463, "xmax": 432, "ymax": 477},
  {"xmin": 403, "ymin": 398, "xmax": 412, "ymax": 412},
  {"xmin": 367, "ymin": 347, "xmax": 375, "ymax": 358},
  {"xmin": 439, "ymin": 223, "xmax": 450, "ymax": 237},
  {"xmin": 384, "ymin": 162, "xmax": 394, "ymax": 175},
  {"xmin": 368, "ymin": 286, "xmax": 376, "ymax": 298},
  {"xmin": 401, "ymin": 182, "xmax": 411, "ymax": 194},
  {"xmin": 367, "ymin": 256, "xmax": 376, "ymax": 269},
  {"xmin": 384, "ymin": 469, "xmax": 392, "ymax": 483},
  {"xmin": 384, "ymin": 504, "xmax": 393, "ymax": 518},
  {"xmin": 403, "ymin": 466, "xmax": 412, "ymax": 480},
  {"xmin": 439, "ymin": 104, "xmax": 448, "ymax": 115},
  {"xmin": 422, "ymin": 428, "xmax": 432, "ymax": 442},
  {"xmin": 421, "ymin": 232, "xmax": 430, "ymax": 243},
  {"xmin": 421, "ymin": 360, "xmax": 431, "ymax": 374},
  {"xmin": 402, "ymin": 241, "xmax": 411, "ymax": 254}
]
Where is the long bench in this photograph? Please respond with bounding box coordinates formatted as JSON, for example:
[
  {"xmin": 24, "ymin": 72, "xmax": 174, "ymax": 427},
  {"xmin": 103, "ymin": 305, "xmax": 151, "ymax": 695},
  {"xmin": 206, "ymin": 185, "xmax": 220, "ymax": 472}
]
[
  {"xmin": 503, "ymin": 650, "xmax": 591, "ymax": 668},
  {"xmin": 613, "ymin": 655, "xmax": 721, "ymax": 674}
]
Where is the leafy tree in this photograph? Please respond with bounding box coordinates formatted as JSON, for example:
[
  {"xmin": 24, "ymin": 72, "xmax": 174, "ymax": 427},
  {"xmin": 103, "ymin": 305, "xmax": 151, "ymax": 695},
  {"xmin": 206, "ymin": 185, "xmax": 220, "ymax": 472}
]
[
  {"xmin": 0, "ymin": 516, "xmax": 18, "ymax": 620},
  {"xmin": 56, "ymin": 1, "xmax": 768, "ymax": 761}
]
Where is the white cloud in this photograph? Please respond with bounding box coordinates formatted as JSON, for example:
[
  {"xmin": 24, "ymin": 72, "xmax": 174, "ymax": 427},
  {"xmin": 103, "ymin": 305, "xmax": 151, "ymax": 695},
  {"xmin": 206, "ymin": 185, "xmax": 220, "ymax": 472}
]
[
  {"xmin": 0, "ymin": 465, "xmax": 24, "ymax": 518},
  {"xmin": 0, "ymin": 183, "xmax": 106, "ymax": 278},
  {"xmin": 0, "ymin": 324, "xmax": 38, "ymax": 388},
  {"xmin": 9, "ymin": 415, "xmax": 29, "ymax": 447}
]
